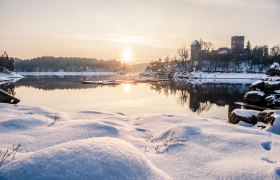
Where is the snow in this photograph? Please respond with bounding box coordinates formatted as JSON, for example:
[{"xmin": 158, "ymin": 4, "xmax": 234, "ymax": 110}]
[
  {"xmin": 265, "ymin": 111, "xmax": 280, "ymax": 135},
  {"xmin": 0, "ymin": 76, "xmax": 9, "ymax": 81},
  {"xmin": 1, "ymin": 138, "xmax": 169, "ymax": 180},
  {"xmin": 0, "ymin": 72, "xmax": 23, "ymax": 79},
  {"xmin": 232, "ymin": 109, "xmax": 260, "ymax": 118},
  {"xmin": 268, "ymin": 81, "xmax": 280, "ymax": 85},
  {"xmin": 246, "ymin": 90, "xmax": 266, "ymax": 96},
  {"xmin": 18, "ymin": 71, "xmax": 116, "ymax": 76},
  {"xmin": 174, "ymin": 71, "xmax": 265, "ymax": 81},
  {"xmin": 270, "ymin": 62, "xmax": 280, "ymax": 70},
  {"xmin": 0, "ymin": 72, "xmax": 23, "ymax": 83},
  {"xmin": 252, "ymin": 80, "xmax": 263, "ymax": 86},
  {"xmin": 1, "ymin": 103, "xmax": 280, "ymax": 179},
  {"xmin": 192, "ymin": 40, "xmax": 200, "ymax": 46},
  {"xmin": 175, "ymin": 77, "xmax": 259, "ymax": 84}
]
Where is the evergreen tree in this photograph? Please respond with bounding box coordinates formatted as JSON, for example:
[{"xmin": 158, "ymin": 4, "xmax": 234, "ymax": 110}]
[
  {"xmin": 246, "ymin": 41, "xmax": 252, "ymax": 60},
  {"xmin": 0, "ymin": 51, "xmax": 14, "ymax": 72}
]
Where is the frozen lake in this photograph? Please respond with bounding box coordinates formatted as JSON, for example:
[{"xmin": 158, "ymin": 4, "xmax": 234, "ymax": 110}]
[{"xmin": 0, "ymin": 76, "xmax": 255, "ymax": 119}]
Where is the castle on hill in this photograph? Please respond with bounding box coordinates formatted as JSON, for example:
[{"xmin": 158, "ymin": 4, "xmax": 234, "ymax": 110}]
[{"xmin": 191, "ymin": 36, "xmax": 245, "ymax": 61}]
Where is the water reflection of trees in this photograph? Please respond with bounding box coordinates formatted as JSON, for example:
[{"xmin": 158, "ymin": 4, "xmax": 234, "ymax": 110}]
[
  {"xmin": 15, "ymin": 76, "xmax": 119, "ymax": 90},
  {"xmin": 149, "ymin": 81, "xmax": 250, "ymax": 115}
]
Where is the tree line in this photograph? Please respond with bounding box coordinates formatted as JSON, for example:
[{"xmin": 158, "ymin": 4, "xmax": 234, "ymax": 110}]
[
  {"xmin": 0, "ymin": 51, "xmax": 14, "ymax": 72},
  {"xmin": 14, "ymin": 56, "xmax": 129, "ymax": 72}
]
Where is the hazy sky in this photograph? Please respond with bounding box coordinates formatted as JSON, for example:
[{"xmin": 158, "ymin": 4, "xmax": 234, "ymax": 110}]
[{"xmin": 0, "ymin": 0, "xmax": 279, "ymax": 63}]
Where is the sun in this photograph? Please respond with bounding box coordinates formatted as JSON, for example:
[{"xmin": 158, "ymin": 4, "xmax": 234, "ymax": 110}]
[{"xmin": 122, "ymin": 48, "xmax": 133, "ymax": 61}]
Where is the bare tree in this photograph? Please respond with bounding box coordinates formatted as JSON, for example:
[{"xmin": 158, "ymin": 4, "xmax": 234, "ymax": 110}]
[
  {"xmin": 204, "ymin": 41, "xmax": 213, "ymax": 52},
  {"xmin": 199, "ymin": 39, "xmax": 213, "ymax": 52},
  {"xmin": 177, "ymin": 46, "xmax": 189, "ymax": 62}
]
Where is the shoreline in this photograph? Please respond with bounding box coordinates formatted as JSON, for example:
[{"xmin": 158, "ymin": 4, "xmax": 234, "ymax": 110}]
[{"xmin": 174, "ymin": 71, "xmax": 265, "ymax": 80}]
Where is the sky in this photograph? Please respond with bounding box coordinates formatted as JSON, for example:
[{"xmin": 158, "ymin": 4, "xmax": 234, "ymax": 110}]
[{"xmin": 0, "ymin": 0, "xmax": 280, "ymax": 64}]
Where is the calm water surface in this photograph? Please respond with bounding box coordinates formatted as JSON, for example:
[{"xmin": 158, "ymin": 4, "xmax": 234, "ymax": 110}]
[{"xmin": 0, "ymin": 76, "xmax": 254, "ymax": 119}]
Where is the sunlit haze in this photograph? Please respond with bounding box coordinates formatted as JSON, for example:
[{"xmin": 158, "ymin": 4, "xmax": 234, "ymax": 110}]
[{"xmin": 0, "ymin": 0, "xmax": 279, "ymax": 63}]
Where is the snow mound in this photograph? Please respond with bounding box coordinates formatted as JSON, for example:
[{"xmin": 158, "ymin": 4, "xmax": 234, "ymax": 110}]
[
  {"xmin": 71, "ymin": 122, "xmax": 120, "ymax": 137},
  {"xmin": 151, "ymin": 124, "xmax": 202, "ymax": 143},
  {"xmin": 0, "ymin": 137, "xmax": 170, "ymax": 180},
  {"xmin": 207, "ymin": 157, "xmax": 280, "ymax": 179},
  {"xmin": 0, "ymin": 118, "xmax": 46, "ymax": 131}
]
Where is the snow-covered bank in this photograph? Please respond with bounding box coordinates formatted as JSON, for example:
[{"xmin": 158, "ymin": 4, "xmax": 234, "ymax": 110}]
[
  {"xmin": 174, "ymin": 77, "xmax": 259, "ymax": 84},
  {"xmin": 0, "ymin": 72, "xmax": 23, "ymax": 81},
  {"xmin": 0, "ymin": 104, "xmax": 280, "ymax": 179},
  {"xmin": 18, "ymin": 72, "xmax": 116, "ymax": 76},
  {"xmin": 175, "ymin": 71, "xmax": 265, "ymax": 80}
]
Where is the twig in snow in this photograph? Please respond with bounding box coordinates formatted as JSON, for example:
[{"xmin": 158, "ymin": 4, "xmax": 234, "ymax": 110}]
[{"xmin": 0, "ymin": 144, "xmax": 21, "ymax": 167}]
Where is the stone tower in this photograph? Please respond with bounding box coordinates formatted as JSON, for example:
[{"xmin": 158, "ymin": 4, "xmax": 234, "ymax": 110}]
[
  {"xmin": 191, "ymin": 40, "xmax": 201, "ymax": 61},
  {"xmin": 231, "ymin": 36, "xmax": 245, "ymax": 54}
]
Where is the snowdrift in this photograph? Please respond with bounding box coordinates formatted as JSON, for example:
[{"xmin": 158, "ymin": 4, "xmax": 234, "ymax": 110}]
[
  {"xmin": 1, "ymin": 104, "xmax": 280, "ymax": 179},
  {"xmin": 0, "ymin": 138, "xmax": 169, "ymax": 180}
]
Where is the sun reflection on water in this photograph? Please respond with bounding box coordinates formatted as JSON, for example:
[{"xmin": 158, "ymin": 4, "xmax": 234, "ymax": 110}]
[{"xmin": 123, "ymin": 83, "xmax": 131, "ymax": 93}]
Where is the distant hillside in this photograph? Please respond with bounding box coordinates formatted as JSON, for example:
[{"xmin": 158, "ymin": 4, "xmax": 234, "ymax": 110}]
[
  {"xmin": 129, "ymin": 63, "xmax": 149, "ymax": 73},
  {"xmin": 14, "ymin": 56, "xmax": 129, "ymax": 72}
]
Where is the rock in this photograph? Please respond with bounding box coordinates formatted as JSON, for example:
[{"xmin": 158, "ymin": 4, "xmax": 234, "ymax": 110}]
[
  {"xmin": 266, "ymin": 62, "xmax": 280, "ymax": 76},
  {"xmin": 266, "ymin": 80, "xmax": 280, "ymax": 91},
  {"xmin": 250, "ymin": 80, "xmax": 264, "ymax": 91},
  {"xmin": 243, "ymin": 91, "xmax": 265, "ymax": 105},
  {"xmin": 257, "ymin": 111, "xmax": 276, "ymax": 125},
  {"xmin": 228, "ymin": 109, "xmax": 259, "ymax": 124},
  {"xmin": 265, "ymin": 95, "xmax": 280, "ymax": 107}
]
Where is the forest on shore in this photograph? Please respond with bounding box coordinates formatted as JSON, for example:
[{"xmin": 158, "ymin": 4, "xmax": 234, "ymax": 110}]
[{"xmin": 14, "ymin": 56, "xmax": 129, "ymax": 72}]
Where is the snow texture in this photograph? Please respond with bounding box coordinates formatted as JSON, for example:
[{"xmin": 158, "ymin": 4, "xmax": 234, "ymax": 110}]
[
  {"xmin": 232, "ymin": 109, "xmax": 260, "ymax": 118},
  {"xmin": 0, "ymin": 138, "xmax": 169, "ymax": 180},
  {"xmin": 0, "ymin": 72, "xmax": 23, "ymax": 79},
  {"xmin": 246, "ymin": 90, "xmax": 266, "ymax": 96},
  {"xmin": 0, "ymin": 104, "xmax": 280, "ymax": 179}
]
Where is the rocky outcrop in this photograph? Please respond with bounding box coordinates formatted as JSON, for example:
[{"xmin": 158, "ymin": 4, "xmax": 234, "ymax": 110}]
[{"xmin": 243, "ymin": 63, "xmax": 280, "ymax": 108}]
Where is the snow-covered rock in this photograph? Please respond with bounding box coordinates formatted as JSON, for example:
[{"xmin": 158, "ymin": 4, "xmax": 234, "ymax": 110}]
[
  {"xmin": 266, "ymin": 95, "xmax": 280, "ymax": 107},
  {"xmin": 244, "ymin": 90, "xmax": 266, "ymax": 105},
  {"xmin": 266, "ymin": 62, "xmax": 280, "ymax": 76},
  {"xmin": 232, "ymin": 109, "xmax": 260, "ymax": 118},
  {"xmin": 228, "ymin": 109, "xmax": 260, "ymax": 124}
]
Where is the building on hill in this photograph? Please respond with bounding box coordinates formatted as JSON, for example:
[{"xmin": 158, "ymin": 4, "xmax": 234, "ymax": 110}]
[
  {"xmin": 231, "ymin": 36, "xmax": 245, "ymax": 55},
  {"xmin": 190, "ymin": 36, "xmax": 246, "ymax": 61}
]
